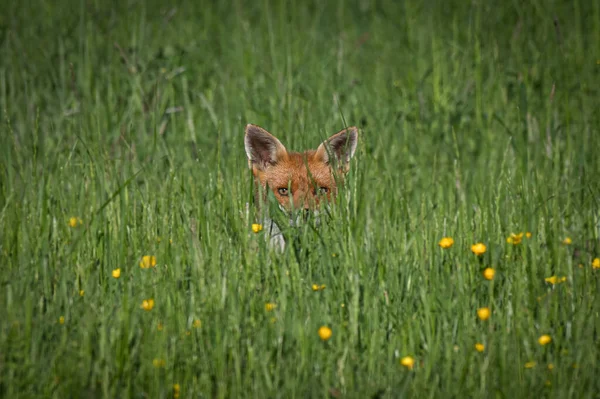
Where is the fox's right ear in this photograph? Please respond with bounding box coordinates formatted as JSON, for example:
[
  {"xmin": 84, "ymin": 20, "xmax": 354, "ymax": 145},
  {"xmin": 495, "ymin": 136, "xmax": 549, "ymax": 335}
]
[{"xmin": 244, "ymin": 124, "xmax": 288, "ymax": 170}]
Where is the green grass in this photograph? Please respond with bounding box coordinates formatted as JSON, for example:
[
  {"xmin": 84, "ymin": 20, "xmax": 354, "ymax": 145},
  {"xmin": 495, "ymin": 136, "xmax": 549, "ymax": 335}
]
[{"xmin": 1, "ymin": 0, "xmax": 600, "ymax": 397}]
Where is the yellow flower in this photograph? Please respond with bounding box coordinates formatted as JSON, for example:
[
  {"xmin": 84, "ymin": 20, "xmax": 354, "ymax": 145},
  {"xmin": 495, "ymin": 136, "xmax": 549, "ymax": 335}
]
[
  {"xmin": 562, "ymin": 237, "xmax": 572, "ymax": 245},
  {"xmin": 592, "ymin": 258, "xmax": 600, "ymax": 269},
  {"xmin": 68, "ymin": 217, "xmax": 82, "ymax": 228},
  {"xmin": 544, "ymin": 276, "xmax": 566, "ymax": 285},
  {"xmin": 152, "ymin": 358, "xmax": 166, "ymax": 368},
  {"xmin": 400, "ymin": 356, "xmax": 415, "ymax": 370},
  {"xmin": 471, "ymin": 243, "xmax": 487, "ymax": 256},
  {"xmin": 173, "ymin": 384, "xmax": 180, "ymax": 399},
  {"xmin": 312, "ymin": 284, "xmax": 326, "ymax": 291},
  {"xmin": 538, "ymin": 334, "xmax": 552, "ymax": 346},
  {"xmin": 524, "ymin": 361, "xmax": 536, "ymax": 369},
  {"xmin": 140, "ymin": 255, "xmax": 157, "ymax": 269},
  {"xmin": 141, "ymin": 299, "xmax": 155, "ymax": 311},
  {"xmin": 252, "ymin": 223, "xmax": 263, "ymax": 233},
  {"xmin": 438, "ymin": 237, "xmax": 454, "ymax": 249},
  {"xmin": 157, "ymin": 322, "xmax": 164, "ymax": 331},
  {"xmin": 59, "ymin": 316, "xmax": 65, "ymax": 325},
  {"xmin": 265, "ymin": 302, "xmax": 277, "ymax": 312},
  {"xmin": 475, "ymin": 343, "xmax": 485, "ymax": 352},
  {"xmin": 193, "ymin": 319, "xmax": 202, "ymax": 328},
  {"xmin": 482, "ymin": 267, "xmax": 495, "ymax": 280},
  {"xmin": 318, "ymin": 326, "xmax": 332, "ymax": 341},
  {"xmin": 112, "ymin": 268, "xmax": 121, "ymax": 279},
  {"xmin": 79, "ymin": 290, "xmax": 85, "ymax": 297},
  {"xmin": 506, "ymin": 232, "xmax": 524, "ymax": 245},
  {"xmin": 320, "ymin": 284, "xmax": 326, "ymax": 290},
  {"xmin": 547, "ymin": 363, "xmax": 554, "ymax": 370},
  {"xmin": 526, "ymin": 232, "xmax": 532, "ymax": 238},
  {"xmin": 477, "ymin": 307, "xmax": 491, "ymax": 321}
]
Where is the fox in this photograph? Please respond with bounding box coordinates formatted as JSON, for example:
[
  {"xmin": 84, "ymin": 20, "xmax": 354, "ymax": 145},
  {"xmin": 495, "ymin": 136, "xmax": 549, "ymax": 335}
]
[{"xmin": 244, "ymin": 123, "xmax": 358, "ymax": 251}]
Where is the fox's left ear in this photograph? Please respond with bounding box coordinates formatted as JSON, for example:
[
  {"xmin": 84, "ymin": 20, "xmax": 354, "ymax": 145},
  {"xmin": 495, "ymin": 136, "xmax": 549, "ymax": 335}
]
[{"xmin": 315, "ymin": 126, "xmax": 358, "ymax": 171}]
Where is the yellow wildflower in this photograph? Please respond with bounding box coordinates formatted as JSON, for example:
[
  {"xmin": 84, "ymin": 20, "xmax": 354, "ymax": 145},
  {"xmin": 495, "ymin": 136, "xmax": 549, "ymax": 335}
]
[
  {"xmin": 79, "ymin": 290, "xmax": 85, "ymax": 297},
  {"xmin": 312, "ymin": 284, "xmax": 319, "ymax": 291},
  {"xmin": 547, "ymin": 363, "xmax": 554, "ymax": 370},
  {"xmin": 562, "ymin": 237, "xmax": 572, "ymax": 245},
  {"xmin": 482, "ymin": 267, "xmax": 495, "ymax": 280},
  {"xmin": 318, "ymin": 326, "xmax": 332, "ymax": 341},
  {"xmin": 152, "ymin": 358, "xmax": 166, "ymax": 368},
  {"xmin": 265, "ymin": 302, "xmax": 276, "ymax": 312},
  {"xmin": 193, "ymin": 319, "xmax": 201, "ymax": 328},
  {"xmin": 438, "ymin": 237, "xmax": 454, "ymax": 249},
  {"xmin": 157, "ymin": 322, "xmax": 164, "ymax": 331},
  {"xmin": 140, "ymin": 255, "xmax": 157, "ymax": 269},
  {"xmin": 68, "ymin": 217, "xmax": 82, "ymax": 228},
  {"xmin": 544, "ymin": 276, "xmax": 566, "ymax": 285},
  {"xmin": 475, "ymin": 343, "xmax": 485, "ymax": 352},
  {"xmin": 471, "ymin": 243, "xmax": 487, "ymax": 256},
  {"xmin": 252, "ymin": 223, "xmax": 263, "ymax": 233},
  {"xmin": 506, "ymin": 232, "xmax": 524, "ymax": 245},
  {"xmin": 141, "ymin": 299, "xmax": 155, "ymax": 311},
  {"xmin": 400, "ymin": 356, "xmax": 415, "ymax": 370},
  {"xmin": 477, "ymin": 307, "xmax": 491, "ymax": 321},
  {"xmin": 538, "ymin": 334, "xmax": 552, "ymax": 346},
  {"xmin": 526, "ymin": 232, "xmax": 532, "ymax": 238},
  {"xmin": 525, "ymin": 361, "xmax": 536, "ymax": 369},
  {"xmin": 173, "ymin": 384, "xmax": 180, "ymax": 399},
  {"xmin": 112, "ymin": 268, "xmax": 121, "ymax": 279},
  {"xmin": 59, "ymin": 316, "xmax": 65, "ymax": 325},
  {"xmin": 592, "ymin": 258, "xmax": 600, "ymax": 269}
]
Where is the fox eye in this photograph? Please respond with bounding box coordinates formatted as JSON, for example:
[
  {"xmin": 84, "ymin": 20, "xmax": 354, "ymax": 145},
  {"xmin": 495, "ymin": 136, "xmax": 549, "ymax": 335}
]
[
  {"xmin": 277, "ymin": 188, "xmax": 289, "ymax": 196},
  {"xmin": 318, "ymin": 187, "xmax": 329, "ymax": 195}
]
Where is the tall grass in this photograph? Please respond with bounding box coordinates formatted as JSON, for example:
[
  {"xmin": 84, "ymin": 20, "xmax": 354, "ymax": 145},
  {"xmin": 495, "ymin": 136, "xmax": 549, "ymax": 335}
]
[{"xmin": 1, "ymin": 0, "xmax": 599, "ymax": 397}]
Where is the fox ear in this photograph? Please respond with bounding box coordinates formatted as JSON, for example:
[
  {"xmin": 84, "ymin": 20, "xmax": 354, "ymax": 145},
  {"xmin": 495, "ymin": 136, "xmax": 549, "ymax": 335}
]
[
  {"xmin": 244, "ymin": 124, "xmax": 288, "ymax": 170},
  {"xmin": 315, "ymin": 126, "xmax": 358, "ymax": 171}
]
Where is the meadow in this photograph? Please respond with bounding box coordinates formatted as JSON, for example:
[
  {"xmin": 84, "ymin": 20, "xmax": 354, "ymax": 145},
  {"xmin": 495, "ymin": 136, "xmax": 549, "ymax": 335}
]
[{"xmin": 1, "ymin": 0, "xmax": 599, "ymax": 397}]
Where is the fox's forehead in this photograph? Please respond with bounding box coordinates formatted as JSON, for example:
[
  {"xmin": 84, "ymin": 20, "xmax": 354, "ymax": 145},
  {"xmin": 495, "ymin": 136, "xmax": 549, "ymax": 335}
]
[{"xmin": 259, "ymin": 151, "xmax": 333, "ymax": 188}]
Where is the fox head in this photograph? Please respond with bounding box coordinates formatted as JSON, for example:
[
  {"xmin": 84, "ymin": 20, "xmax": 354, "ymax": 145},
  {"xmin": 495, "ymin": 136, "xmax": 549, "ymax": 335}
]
[{"xmin": 245, "ymin": 124, "xmax": 358, "ymax": 212}]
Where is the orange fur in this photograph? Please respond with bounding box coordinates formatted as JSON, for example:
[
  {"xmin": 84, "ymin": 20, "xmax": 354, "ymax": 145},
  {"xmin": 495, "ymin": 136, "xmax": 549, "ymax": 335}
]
[{"xmin": 244, "ymin": 124, "xmax": 358, "ymax": 212}]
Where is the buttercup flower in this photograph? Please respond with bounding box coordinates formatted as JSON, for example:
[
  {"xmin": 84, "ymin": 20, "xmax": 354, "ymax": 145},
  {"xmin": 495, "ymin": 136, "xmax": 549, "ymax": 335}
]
[
  {"xmin": 471, "ymin": 243, "xmax": 487, "ymax": 256},
  {"xmin": 141, "ymin": 299, "xmax": 155, "ymax": 311},
  {"xmin": 475, "ymin": 343, "xmax": 485, "ymax": 352},
  {"xmin": 524, "ymin": 361, "xmax": 536, "ymax": 369},
  {"xmin": 112, "ymin": 268, "xmax": 121, "ymax": 279},
  {"xmin": 538, "ymin": 334, "xmax": 552, "ymax": 346},
  {"xmin": 318, "ymin": 326, "xmax": 332, "ymax": 341},
  {"xmin": 526, "ymin": 232, "xmax": 532, "ymax": 238},
  {"xmin": 173, "ymin": 384, "xmax": 181, "ymax": 399},
  {"xmin": 79, "ymin": 290, "xmax": 85, "ymax": 297},
  {"xmin": 592, "ymin": 258, "xmax": 600, "ymax": 269},
  {"xmin": 68, "ymin": 217, "xmax": 82, "ymax": 228},
  {"xmin": 506, "ymin": 233, "xmax": 524, "ymax": 245},
  {"xmin": 547, "ymin": 363, "xmax": 554, "ymax": 370},
  {"xmin": 193, "ymin": 319, "xmax": 202, "ymax": 328},
  {"xmin": 312, "ymin": 284, "xmax": 326, "ymax": 291},
  {"xmin": 482, "ymin": 268, "xmax": 495, "ymax": 280},
  {"xmin": 562, "ymin": 237, "xmax": 572, "ymax": 245},
  {"xmin": 438, "ymin": 237, "xmax": 454, "ymax": 249},
  {"xmin": 544, "ymin": 276, "xmax": 566, "ymax": 285},
  {"xmin": 400, "ymin": 356, "xmax": 415, "ymax": 370},
  {"xmin": 152, "ymin": 358, "xmax": 166, "ymax": 368},
  {"xmin": 252, "ymin": 224, "xmax": 263, "ymax": 233},
  {"xmin": 477, "ymin": 307, "xmax": 491, "ymax": 321},
  {"xmin": 59, "ymin": 316, "xmax": 65, "ymax": 325},
  {"xmin": 265, "ymin": 303, "xmax": 277, "ymax": 312},
  {"xmin": 140, "ymin": 255, "xmax": 157, "ymax": 269}
]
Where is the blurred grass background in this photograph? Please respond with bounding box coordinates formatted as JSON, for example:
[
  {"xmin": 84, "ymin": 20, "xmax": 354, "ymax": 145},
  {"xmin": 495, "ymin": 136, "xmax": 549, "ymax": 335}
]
[{"xmin": 1, "ymin": 0, "xmax": 599, "ymax": 397}]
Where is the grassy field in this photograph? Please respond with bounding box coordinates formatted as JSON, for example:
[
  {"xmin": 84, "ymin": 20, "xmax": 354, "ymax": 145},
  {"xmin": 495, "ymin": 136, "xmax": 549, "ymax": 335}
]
[{"xmin": 1, "ymin": 0, "xmax": 600, "ymax": 397}]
